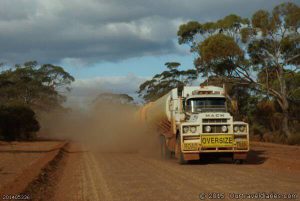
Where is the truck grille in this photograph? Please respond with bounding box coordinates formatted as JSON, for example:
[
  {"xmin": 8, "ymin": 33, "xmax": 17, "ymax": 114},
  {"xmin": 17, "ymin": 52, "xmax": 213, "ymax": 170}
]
[
  {"xmin": 203, "ymin": 119, "xmax": 227, "ymax": 123},
  {"xmin": 203, "ymin": 125, "xmax": 226, "ymax": 133}
]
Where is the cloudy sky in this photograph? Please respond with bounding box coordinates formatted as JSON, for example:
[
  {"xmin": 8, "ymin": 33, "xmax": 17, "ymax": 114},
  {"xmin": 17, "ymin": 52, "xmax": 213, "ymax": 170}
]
[{"xmin": 0, "ymin": 0, "xmax": 289, "ymax": 105}]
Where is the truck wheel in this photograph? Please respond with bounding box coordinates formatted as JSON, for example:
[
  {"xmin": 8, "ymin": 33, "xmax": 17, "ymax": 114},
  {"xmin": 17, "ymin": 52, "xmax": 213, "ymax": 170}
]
[
  {"xmin": 160, "ymin": 135, "xmax": 171, "ymax": 159},
  {"xmin": 175, "ymin": 137, "xmax": 187, "ymax": 164},
  {"xmin": 233, "ymin": 159, "xmax": 244, "ymax": 164}
]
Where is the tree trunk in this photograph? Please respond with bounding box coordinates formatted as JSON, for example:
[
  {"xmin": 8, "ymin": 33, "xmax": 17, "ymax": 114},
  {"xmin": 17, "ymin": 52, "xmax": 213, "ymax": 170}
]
[
  {"xmin": 278, "ymin": 65, "xmax": 291, "ymax": 138},
  {"xmin": 282, "ymin": 110, "xmax": 291, "ymax": 138},
  {"xmin": 281, "ymin": 89, "xmax": 291, "ymax": 138}
]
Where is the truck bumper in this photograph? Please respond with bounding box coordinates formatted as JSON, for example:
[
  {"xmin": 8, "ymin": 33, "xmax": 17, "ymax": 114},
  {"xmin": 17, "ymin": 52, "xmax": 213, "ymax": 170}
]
[
  {"xmin": 182, "ymin": 147, "xmax": 249, "ymax": 153},
  {"xmin": 181, "ymin": 134, "xmax": 249, "ymax": 155},
  {"xmin": 183, "ymin": 151, "xmax": 248, "ymax": 161},
  {"xmin": 181, "ymin": 142, "xmax": 249, "ymax": 161}
]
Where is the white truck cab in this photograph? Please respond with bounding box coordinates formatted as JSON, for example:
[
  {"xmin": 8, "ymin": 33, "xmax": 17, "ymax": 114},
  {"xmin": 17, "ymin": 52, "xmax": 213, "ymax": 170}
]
[{"xmin": 140, "ymin": 85, "xmax": 249, "ymax": 164}]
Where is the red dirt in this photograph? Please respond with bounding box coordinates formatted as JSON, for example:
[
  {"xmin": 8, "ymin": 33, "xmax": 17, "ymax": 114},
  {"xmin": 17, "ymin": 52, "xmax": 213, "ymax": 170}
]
[
  {"xmin": 1, "ymin": 141, "xmax": 300, "ymax": 201},
  {"xmin": 0, "ymin": 141, "xmax": 66, "ymax": 199},
  {"xmin": 50, "ymin": 142, "xmax": 300, "ymax": 201}
]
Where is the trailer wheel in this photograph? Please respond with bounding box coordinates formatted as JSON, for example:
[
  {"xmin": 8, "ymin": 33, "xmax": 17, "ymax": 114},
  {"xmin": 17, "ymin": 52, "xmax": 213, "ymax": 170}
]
[
  {"xmin": 175, "ymin": 136, "xmax": 187, "ymax": 164},
  {"xmin": 160, "ymin": 135, "xmax": 171, "ymax": 159}
]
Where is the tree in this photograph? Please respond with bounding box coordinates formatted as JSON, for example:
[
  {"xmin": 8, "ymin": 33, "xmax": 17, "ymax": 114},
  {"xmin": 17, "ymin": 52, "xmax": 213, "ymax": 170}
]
[
  {"xmin": 138, "ymin": 62, "xmax": 198, "ymax": 102},
  {"xmin": 0, "ymin": 104, "xmax": 40, "ymax": 141},
  {"xmin": 246, "ymin": 3, "xmax": 300, "ymax": 137},
  {"xmin": 0, "ymin": 61, "xmax": 75, "ymax": 111},
  {"xmin": 177, "ymin": 2, "xmax": 300, "ymax": 138},
  {"xmin": 0, "ymin": 61, "xmax": 74, "ymax": 140}
]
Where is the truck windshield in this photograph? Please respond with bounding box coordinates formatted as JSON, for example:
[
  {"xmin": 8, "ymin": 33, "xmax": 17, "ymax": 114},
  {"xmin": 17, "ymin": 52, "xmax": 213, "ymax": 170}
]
[{"xmin": 185, "ymin": 98, "xmax": 226, "ymax": 113}]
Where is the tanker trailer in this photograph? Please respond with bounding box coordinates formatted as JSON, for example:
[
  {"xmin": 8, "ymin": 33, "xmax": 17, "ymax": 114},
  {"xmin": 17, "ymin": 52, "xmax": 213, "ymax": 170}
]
[{"xmin": 139, "ymin": 85, "xmax": 249, "ymax": 164}]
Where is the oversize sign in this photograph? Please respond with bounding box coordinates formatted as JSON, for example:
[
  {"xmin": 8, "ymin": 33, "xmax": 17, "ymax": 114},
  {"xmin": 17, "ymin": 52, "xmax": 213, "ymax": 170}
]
[{"xmin": 201, "ymin": 135, "xmax": 234, "ymax": 147}]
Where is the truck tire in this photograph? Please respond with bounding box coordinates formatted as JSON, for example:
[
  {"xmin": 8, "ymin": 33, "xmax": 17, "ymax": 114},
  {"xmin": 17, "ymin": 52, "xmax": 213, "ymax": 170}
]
[
  {"xmin": 160, "ymin": 135, "xmax": 171, "ymax": 159},
  {"xmin": 175, "ymin": 136, "xmax": 187, "ymax": 164},
  {"xmin": 233, "ymin": 159, "xmax": 244, "ymax": 164}
]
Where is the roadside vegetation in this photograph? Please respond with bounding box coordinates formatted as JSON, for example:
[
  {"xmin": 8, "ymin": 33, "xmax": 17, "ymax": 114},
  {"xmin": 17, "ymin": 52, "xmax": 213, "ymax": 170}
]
[
  {"xmin": 0, "ymin": 61, "xmax": 74, "ymax": 141},
  {"xmin": 0, "ymin": 3, "xmax": 298, "ymax": 144},
  {"xmin": 138, "ymin": 2, "xmax": 300, "ymax": 144}
]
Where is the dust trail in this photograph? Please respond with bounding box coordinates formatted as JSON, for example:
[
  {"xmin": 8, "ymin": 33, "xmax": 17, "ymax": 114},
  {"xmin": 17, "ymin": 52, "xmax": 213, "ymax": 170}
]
[{"xmin": 37, "ymin": 98, "xmax": 160, "ymax": 154}]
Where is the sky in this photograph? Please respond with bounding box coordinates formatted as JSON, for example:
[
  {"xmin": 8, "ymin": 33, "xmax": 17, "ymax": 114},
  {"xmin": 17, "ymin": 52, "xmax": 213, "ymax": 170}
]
[{"xmin": 0, "ymin": 0, "xmax": 292, "ymax": 106}]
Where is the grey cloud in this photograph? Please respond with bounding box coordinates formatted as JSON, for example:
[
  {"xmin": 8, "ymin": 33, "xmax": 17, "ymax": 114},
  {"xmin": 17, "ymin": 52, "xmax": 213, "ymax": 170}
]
[
  {"xmin": 0, "ymin": 0, "xmax": 38, "ymax": 21},
  {"xmin": 0, "ymin": 0, "xmax": 286, "ymax": 64}
]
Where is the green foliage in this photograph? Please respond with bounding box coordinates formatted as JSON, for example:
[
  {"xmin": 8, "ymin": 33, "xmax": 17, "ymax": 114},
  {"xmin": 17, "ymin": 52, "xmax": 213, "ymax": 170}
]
[
  {"xmin": 202, "ymin": 22, "xmax": 217, "ymax": 33},
  {"xmin": 0, "ymin": 61, "xmax": 74, "ymax": 111},
  {"xmin": 0, "ymin": 104, "xmax": 40, "ymax": 141},
  {"xmin": 249, "ymin": 3, "xmax": 299, "ymax": 66},
  {"xmin": 177, "ymin": 21, "xmax": 202, "ymax": 45},
  {"xmin": 251, "ymin": 10, "xmax": 272, "ymax": 36},
  {"xmin": 251, "ymin": 124, "xmax": 266, "ymax": 139},
  {"xmin": 200, "ymin": 34, "xmax": 243, "ymax": 62},
  {"xmin": 39, "ymin": 64, "xmax": 75, "ymax": 90},
  {"xmin": 240, "ymin": 27, "xmax": 251, "ymax": 43},
  {"xmin": 165, "ymin": 62, "xmax": 181, "ymax": 70},
  {"xmin": 0, "ymin": 61, "xmax": 74, "ymax": 141},
  {"xmin": 254, "ymin": 101, "xmax": 278, "ymax": 131},
  {"xmin": 216, "ymin": 14, "xmax": 249, "ymax": 31},
  {"xmin": 196, "ymin": 34, "xmax": 244, "ymax": 76},
  {"xmin": 288, "ymin": 73, "xmax": 300, "ymax": 100},
  {"xmin": 177, "ymin": 2, "xmax": 300, "ymax": 138},
  {"xmin": 138, "ymin": 62, "xmax": 198, "ymax": 102},
  {"xmin": 273, "ymin": 2, "xmax": 300, "ymax": 30},
  {"xmin": 177, "ymin": 14, "xmax": 249, "ymax": 50},
  {"xmin": 287, "ymin": 134, "xmax": 300, "ymax": 145}
]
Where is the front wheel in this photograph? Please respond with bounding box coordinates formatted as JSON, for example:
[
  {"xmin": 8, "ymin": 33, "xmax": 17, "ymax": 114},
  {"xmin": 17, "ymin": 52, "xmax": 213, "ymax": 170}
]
[
  {"xmin": 233, "ymin": 159, "xmax": 244, "ymax": 164},
  {"xmin": 175, "ymin": 136, "xmax": 187, "ymax": 164}
]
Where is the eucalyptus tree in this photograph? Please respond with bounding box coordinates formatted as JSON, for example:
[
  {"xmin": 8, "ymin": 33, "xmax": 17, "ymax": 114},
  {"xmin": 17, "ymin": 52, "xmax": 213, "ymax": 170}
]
[
  {"xmin": 177, "ymin": 2, "xmax": 300, "ymax": 137},
  {"xmin": 0, "ymin": 61, "xmax": 75, "ymax": 111},
  {"xmin": 138, "ymin": 62, "xmax": 198, "ymax": 102}
]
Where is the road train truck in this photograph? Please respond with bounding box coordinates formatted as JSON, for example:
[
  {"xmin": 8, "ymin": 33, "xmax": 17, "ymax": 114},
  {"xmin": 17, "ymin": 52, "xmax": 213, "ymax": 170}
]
[{"xmin": 139, "ymin": 85, "xmax": 249, "ymax": 164}]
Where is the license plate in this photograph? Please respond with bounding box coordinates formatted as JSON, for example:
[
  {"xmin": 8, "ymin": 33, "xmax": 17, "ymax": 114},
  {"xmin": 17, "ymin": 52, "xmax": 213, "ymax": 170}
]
[
  {"xmin": 183, "ymin": 143, "xmax": 199, "ymax": 151},
  {"xmin": 201, "ymin": 135, "xmax": 233, "ymax": 147}
]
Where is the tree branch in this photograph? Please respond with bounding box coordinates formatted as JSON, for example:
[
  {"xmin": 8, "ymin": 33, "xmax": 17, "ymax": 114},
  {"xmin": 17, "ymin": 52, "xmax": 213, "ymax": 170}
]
[{"xmin": 286, "ymin": 54, "xmax": 300, "ymax": 63}]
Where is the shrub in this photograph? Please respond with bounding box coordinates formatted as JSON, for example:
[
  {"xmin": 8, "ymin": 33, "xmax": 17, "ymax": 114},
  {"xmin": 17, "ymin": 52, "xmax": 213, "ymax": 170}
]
[
  {"xmin": 287, "ymin": 134, "xmax": 300, "ymax": 145},
  {"xmin": 0, "ymin": 105, "xmax": 40, "ymax": 141}
]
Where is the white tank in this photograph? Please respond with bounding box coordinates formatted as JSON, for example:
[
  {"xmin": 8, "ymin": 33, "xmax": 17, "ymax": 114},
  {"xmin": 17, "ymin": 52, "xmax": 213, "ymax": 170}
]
[
  {"xmin": 146, "ymin": 93, "xmax": 171, "ymax": 125},
  {"xmin": 139, "ymin": 88, "xmax": 178, "ymax": 126}
]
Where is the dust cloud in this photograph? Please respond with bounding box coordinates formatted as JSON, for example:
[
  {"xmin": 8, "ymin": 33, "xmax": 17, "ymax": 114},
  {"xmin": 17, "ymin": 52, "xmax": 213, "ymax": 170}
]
[{"xmin": 37, "ymin": 99, "xmax": 160, "ymax": 154}]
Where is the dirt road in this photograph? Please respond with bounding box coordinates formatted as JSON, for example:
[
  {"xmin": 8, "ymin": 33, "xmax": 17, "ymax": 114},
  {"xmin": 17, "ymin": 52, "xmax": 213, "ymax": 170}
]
[
  {"xmin": 50, "ymin": 142, "xmax": 300, "ymax": 201},
  {"xmin": 0, "ymin": 141, "xmax": 66, "ymax": 197}
]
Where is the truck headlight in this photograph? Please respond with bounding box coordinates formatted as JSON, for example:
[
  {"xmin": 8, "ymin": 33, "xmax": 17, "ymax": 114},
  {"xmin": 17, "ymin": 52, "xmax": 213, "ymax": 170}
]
[
  {"xmin": 239, "ymin": 126, "xmax": 246, "ymax": 132},
  {"xmin": 190, "ymin": 126, "xmax": 197, "ymax": 133},
  {"xmin": 204, "ymin": 126, "xmax": 211, "ymax": 132},
  {"xmin": 234, "ymin": 126, "xmax": 239, "ymax": 132},
  {"xmin": 221, "ymin": 125, "xmax": 228, "ymax": 132},
  {"xmin": 183, "ymin": 126, "xmax": 189, "ymax": 133}
]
